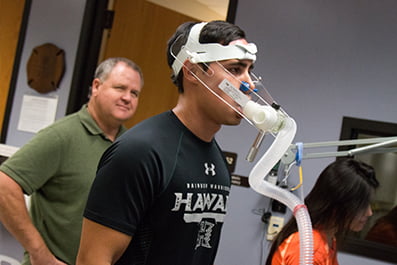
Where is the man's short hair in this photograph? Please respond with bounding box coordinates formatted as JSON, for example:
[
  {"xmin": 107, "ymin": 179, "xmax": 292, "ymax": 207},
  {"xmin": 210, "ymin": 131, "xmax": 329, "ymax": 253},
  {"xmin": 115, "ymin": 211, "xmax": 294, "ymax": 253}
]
[{"xmin": 95, "ymin": 57, "xmax": 144, "ymax": 87}]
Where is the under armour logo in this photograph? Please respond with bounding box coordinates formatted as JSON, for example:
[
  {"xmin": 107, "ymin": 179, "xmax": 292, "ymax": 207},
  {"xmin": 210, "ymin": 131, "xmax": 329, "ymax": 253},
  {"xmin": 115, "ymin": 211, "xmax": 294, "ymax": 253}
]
[
  {"xmin": 195, "ymin": 220, "xmax": 214, "ymax": 249},
  {"xmin": 204, "ymin": 163, "xmax": 216, "ymax": 176}
]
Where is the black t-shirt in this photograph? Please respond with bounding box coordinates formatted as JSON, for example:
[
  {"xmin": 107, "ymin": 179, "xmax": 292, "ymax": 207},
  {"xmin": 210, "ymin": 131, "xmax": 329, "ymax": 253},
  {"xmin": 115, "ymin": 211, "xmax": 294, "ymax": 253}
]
[{"xmin": 84, "ymin": 111, "xmax": 231, "ymax": 265}]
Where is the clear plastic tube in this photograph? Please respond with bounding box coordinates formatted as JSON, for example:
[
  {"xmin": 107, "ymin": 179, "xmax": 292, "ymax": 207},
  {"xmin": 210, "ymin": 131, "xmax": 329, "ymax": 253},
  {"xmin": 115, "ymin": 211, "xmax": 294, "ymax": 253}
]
[
  {"xmin": 246, "ymin": 115, "xmax": 313, "ymax": 265},
  {"xmin": 295, "ymin": 207, "xmax": 314, "ymax": 265}
]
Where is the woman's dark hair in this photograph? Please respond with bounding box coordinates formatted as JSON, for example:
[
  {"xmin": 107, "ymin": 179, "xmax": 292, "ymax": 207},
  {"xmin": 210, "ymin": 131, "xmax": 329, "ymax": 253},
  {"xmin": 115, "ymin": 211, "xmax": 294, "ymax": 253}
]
[
  {"xmin": 265, "ymin": 158, "xmax": 379, "ymax": 265},
  {"xmin": 166, "ymin": 20, "xmax": 246, "ymax": 93}
]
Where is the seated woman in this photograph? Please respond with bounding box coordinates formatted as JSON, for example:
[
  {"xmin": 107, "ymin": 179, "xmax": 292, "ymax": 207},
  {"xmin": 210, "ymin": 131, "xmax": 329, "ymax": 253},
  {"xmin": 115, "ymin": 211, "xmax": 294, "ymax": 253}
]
[{"xmin": 266, "ymin": 158, "xmax": 379, "ymax": 265}]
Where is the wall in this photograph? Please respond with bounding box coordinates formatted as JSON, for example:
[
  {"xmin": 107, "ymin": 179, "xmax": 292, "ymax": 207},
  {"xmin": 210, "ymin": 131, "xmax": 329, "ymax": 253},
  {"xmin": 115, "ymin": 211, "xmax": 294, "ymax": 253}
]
[
  {"xmin": 214, "ymin": 0, "xmax": 397, "ymax": 265},
  {"xmin": 4, "ymin": 0, "xmax": 86, "ymax": 147},
  {"xmin": 0, "ymin": 0, "xmax": 86, "ymax": 262}
]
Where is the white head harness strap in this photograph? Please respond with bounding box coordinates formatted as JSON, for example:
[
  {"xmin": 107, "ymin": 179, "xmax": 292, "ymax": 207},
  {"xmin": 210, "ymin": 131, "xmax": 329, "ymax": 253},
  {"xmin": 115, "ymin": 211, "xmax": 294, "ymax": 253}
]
[{"xmin": 171, "ymin": 22, "xmax": 257, "ymax": 77}]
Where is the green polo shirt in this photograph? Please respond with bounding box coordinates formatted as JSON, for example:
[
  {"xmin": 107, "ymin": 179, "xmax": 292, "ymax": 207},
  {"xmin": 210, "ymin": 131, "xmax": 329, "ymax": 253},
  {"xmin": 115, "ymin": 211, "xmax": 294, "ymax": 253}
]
[{"xmin": 0, "ymin": 105, "xmax": 126, "ymax": 265}]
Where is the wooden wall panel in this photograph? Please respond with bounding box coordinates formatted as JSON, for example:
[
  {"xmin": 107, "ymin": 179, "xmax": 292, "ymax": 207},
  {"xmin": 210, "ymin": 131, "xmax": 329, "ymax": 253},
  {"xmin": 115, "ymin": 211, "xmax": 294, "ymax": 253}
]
[
  {"xmin": 0, "ymin": 0, "xmax": 25, "ymax": 134},
  {"xmin": 102, "ymin": 0, "xmax": 198, "ymax": 128}
]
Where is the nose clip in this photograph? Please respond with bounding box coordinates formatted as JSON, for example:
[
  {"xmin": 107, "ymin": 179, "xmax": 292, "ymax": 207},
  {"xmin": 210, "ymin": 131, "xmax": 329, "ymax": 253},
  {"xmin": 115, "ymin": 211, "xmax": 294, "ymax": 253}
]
[{"xmin": 239, "ymin": 81, "xmax": 258, "ymax": 94}]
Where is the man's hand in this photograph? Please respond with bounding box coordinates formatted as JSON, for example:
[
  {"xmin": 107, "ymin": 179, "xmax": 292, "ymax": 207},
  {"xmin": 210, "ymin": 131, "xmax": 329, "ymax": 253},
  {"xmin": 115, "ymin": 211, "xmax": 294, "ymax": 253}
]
[
  {"xmin": 0, "ymin": 172, "xmax": 67, "ymax": 265},
  {"xmin": 30, "ymin": 246, "xmax": 68, "ymax": 265}
]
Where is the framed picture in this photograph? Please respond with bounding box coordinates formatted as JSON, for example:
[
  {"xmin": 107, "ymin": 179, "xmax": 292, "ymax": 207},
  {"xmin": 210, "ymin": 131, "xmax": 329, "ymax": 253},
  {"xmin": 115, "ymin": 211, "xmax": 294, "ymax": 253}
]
[{"xmin": 338, "ymin": 116, "xmax": 397, "ymax": 263}]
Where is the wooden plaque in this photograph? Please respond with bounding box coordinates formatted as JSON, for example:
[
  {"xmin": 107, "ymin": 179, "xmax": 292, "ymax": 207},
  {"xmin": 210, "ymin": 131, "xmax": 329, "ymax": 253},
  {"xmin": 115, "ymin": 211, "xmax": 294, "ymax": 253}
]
[{"xmin": 26, "ymin": 43, "xmax": 65, "ymax": 93}]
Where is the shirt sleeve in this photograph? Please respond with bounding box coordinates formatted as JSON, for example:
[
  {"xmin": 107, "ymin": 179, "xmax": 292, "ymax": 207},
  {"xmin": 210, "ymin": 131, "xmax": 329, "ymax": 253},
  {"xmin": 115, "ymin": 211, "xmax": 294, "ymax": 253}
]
[
  {"xmin": 0, "ymin": 127, "xmax": 63, "ymax": 194},
  {"xmin": 84, "ymin": 138, "xmax": 162, "ymax": 236}
]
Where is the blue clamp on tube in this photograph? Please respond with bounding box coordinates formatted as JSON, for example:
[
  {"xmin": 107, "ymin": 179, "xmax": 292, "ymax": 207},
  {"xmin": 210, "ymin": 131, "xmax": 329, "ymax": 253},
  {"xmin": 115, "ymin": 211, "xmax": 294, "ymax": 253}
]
[
  {"xmin": 240, "ymin": 81, "xmax": 258, "ymax": 93},
  {"xmin": 295, "ymin": 142, "xmax": 303, "ymax": 166},
  {"xmin": 240, "ymin": 81, "xmax": 250, "ymax": 92}
]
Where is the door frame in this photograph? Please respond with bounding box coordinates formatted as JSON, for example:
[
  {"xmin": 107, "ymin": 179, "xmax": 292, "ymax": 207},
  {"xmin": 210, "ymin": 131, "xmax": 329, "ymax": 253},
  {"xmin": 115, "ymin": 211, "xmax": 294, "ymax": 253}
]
[
  {"xmin": 66, "ymin": 0, "xmax": 109, "ymax": 114},
  {"xmin": 66, "ymin": 0, "xmax": 238, "ymax": 116},
  {"xmin": 1, "ymin": 0, "xmax": 32, "ymax": 143}
]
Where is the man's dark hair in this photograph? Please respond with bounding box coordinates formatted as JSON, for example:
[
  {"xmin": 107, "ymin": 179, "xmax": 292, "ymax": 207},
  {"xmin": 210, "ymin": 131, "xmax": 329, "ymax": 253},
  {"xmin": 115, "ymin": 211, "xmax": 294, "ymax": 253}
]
[{"xmin": 166, "ymin": 20, "xmax": 246, "ymax": 93}]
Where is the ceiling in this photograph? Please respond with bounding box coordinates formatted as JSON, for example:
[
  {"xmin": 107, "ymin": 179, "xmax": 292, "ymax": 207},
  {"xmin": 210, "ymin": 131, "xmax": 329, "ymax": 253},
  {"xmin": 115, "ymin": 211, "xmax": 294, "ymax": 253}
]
[{"xmin": 146, "ymin": 0, "xmax": 229, "ymax": 21}]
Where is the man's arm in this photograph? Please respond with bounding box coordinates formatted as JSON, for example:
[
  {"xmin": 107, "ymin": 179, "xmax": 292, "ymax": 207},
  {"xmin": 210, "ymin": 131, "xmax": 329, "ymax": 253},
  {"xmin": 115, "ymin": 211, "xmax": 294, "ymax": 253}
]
[
  {"xmin": 77, "ymin": 218, "xmax": 132, "ymax": 265},
  {"xmin": 0, "ymin": 171, "xmax": 66, "ymax": 265}
]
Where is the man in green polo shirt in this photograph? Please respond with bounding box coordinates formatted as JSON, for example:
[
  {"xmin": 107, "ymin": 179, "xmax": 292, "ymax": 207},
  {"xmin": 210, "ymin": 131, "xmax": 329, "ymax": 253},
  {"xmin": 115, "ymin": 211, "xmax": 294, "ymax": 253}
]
[{"xmin": 0, "ymin": 57, "xmax": 144, "ymax": 265}]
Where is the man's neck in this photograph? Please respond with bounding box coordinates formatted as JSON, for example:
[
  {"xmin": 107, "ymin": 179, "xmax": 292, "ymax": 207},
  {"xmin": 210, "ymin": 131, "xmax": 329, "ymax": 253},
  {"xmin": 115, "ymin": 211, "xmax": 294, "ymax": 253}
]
[{"xmin": 172, "ymin": 105, "xmax": 219, "ymax": 143}]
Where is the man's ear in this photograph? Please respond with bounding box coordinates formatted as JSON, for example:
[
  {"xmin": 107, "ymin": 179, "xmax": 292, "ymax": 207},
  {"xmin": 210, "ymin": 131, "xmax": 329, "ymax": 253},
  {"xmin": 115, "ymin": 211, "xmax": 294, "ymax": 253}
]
[
  {"xmin": 91, "ymin": 78, "xmax": 101, "ymax": 96},
  {"xmin": 182, "ymin": 60, "xmax": 200, "ymax": 83}
]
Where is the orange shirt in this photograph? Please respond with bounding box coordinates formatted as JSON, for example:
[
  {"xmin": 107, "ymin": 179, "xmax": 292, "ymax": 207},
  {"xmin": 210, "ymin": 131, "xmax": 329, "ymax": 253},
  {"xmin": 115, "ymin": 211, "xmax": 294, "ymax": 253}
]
[{"xmin": 271, "ymin": 230, "xmax": 338, "ymax": 265}]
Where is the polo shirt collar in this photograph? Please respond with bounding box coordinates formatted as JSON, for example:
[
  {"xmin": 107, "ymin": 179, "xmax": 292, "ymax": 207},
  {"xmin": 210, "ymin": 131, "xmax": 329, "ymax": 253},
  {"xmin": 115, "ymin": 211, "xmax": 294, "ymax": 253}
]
[{"xmin": 78, "ymin": 104, "xmax": 126, "ymax": 140}]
